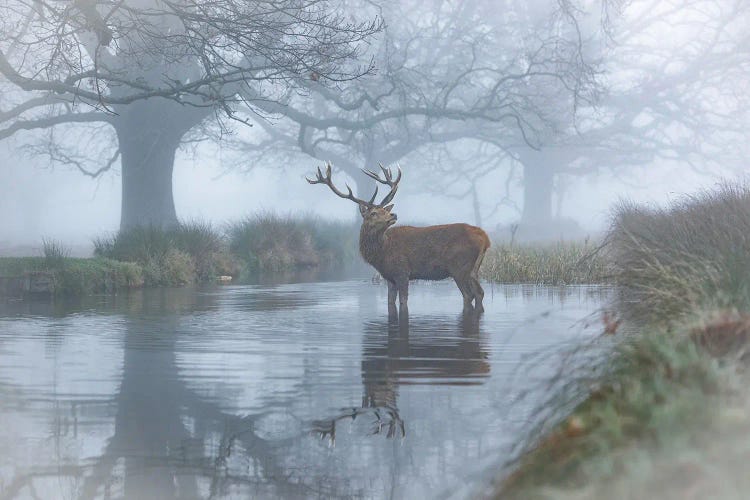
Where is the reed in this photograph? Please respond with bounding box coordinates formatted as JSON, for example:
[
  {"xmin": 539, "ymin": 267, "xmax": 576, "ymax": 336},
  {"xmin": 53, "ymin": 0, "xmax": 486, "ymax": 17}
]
[{"xmin": 481, "ymin": 241, "xmax": 610, "ymax": 285}]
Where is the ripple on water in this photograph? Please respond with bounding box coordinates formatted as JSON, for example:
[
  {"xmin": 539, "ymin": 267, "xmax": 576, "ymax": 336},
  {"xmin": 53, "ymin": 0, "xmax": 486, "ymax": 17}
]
[{"xmin": 0, "ymin": 281, "xmax": 609, "ymax": 499}]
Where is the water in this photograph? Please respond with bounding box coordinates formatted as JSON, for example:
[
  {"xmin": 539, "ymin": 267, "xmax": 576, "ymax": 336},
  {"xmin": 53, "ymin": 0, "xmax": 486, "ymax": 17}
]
[{"xmin": 0, "ymin": 280, "xmax": 608, "ymax": 499}]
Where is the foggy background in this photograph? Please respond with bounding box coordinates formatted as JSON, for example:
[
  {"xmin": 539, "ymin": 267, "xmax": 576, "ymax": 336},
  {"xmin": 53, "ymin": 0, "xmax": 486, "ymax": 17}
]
[
  {"xmin": 1, "ymin": 0, "xmax": 747, "ymax": 254},
  {"xmin": 0, "ymin": 141, "xmax": 718, "ymax": 250}
]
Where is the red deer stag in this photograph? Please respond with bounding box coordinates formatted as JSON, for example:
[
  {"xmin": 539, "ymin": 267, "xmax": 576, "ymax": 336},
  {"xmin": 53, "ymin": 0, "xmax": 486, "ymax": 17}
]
[{"xmin": 307, "ymin": 162, "xmax": 490, "ymax": 319}]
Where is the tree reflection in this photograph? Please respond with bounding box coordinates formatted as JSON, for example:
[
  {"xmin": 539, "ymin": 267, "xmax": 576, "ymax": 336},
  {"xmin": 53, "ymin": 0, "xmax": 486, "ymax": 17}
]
[{"xmin": 1, "ymin": 288, "xmax": 356, "ymax": 499}]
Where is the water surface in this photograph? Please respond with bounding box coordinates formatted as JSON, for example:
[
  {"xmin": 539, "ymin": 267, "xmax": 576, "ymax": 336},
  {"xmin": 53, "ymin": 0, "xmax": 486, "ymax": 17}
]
[{"xmin": 0, "ymin": 280, "xmax": 607, "ymax": 499}]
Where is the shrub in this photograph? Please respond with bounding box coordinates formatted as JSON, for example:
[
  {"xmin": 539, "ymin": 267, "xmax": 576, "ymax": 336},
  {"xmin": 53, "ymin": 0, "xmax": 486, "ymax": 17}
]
[
  {"xmin": 93, "ymin": 222, "xmax": 231, "ymax": 283},
  {"xmin": 228, "ymin": 212, "xmax": 358, "ymax": 272},
  {"xmin": 171, "ymin": 220, "xmax": 225, "ymax": 281},
  {"xmin": 140, "ymin": 248, "xmax": 195, "ymax": 286},
  {"xmin": 94, "ymin": 226, "xmax": 174, "ymax": 263}
]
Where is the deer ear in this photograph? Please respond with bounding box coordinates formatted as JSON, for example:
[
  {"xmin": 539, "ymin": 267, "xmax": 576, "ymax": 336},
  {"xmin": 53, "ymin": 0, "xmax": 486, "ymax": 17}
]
[
  {"xmin": 359, "ymin": 204, "xmax": 368, "ymax": 217},
  {"xmin": 384, "ymin": 204, "xmax": 394, "ymax": 212}
]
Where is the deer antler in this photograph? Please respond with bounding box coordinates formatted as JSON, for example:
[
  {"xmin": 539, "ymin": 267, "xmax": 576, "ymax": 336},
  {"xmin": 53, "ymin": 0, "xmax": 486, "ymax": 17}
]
[
  {"xmin": 306, "ymin": 162, "xmax": 379, "ymax": 207},
  {"xmin": 362, "ymin": 163, "xmax": 402, "ymax": 206}
]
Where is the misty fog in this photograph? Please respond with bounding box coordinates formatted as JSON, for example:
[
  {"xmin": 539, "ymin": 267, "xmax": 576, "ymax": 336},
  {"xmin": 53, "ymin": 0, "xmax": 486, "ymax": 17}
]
[
  {"xmin": 3, "ymin": 1, "xmax": 750, "ymax": 499},
  {"xmin": 2, "ymin": 0, "xmax": 747, "ymax": 253}
]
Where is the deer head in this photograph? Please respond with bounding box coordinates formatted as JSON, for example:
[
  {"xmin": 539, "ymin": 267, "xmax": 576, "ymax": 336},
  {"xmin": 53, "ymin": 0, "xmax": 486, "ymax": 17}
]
[{"xmin": 306, "ymin": 162, "xmax": 402, "ymax": 233}]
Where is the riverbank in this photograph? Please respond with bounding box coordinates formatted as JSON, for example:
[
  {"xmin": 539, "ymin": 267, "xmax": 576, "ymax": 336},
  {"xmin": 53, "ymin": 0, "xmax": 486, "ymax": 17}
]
[
  {"xmin": 0, "ymin": 216, "xmax": 362, "ymax": 297},
  {"xmin": 0, "ymin": 257, "xmax": 144, "ymax": 296},
  {"xmin": 493, "ymin": 184, "xmax": 750, "ymax": 499},
  {"xmin": 1, "ymin": 215, "xmax": 612, "ymax": 298}
]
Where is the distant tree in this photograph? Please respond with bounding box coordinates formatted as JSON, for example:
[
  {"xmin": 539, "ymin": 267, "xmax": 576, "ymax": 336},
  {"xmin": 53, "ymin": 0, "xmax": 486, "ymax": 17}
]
[
  {"xmin": 0, "ymin": 0, "xmax": 380, "ymax": 228},
  {"xmin": 491, "ymin": 0, "xmax": 750, "ymax": 230}
]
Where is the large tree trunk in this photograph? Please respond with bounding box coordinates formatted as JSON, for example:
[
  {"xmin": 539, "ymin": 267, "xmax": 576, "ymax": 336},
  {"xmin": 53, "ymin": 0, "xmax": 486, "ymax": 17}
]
[
  {"xmin": 113, "ymin": 99, "xmax": 208, "ymax": 230},
  {"xmin": 520, "ymin": 160, "xmax": 555, "ymax": 228},
  {"xmin": 118, "ymin": 131, "xmax": 180, "ymax": 229}
]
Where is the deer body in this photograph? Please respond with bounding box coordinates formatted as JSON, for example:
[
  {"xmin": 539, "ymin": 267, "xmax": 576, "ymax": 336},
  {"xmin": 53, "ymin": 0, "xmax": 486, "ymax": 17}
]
[
  {"xmin": 361, "ymin": 220, "xmax": 490, "ymax": 317},
  {"xmin": 308, "ymin": 162, "xmax": 490, "ymax": 320}
]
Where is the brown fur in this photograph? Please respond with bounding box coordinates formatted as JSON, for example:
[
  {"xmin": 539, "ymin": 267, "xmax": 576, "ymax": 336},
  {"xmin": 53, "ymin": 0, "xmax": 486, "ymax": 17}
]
[{"xmin": 359, "ymin": 205, "xmax": 491, "ymax": 318}]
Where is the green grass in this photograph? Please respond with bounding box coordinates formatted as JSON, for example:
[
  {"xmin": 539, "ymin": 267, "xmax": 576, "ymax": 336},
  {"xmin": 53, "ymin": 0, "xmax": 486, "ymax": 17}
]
[
  {"xmin": 228, "ymin": 212, "xmax": 359, "ymax": 273},
  {"xmin": 0, "ymin": 257, "xmax": 143, "ymax": 295},
  {"xmin": 480, "ymin": 241, "xmax": 610, "ymax": 285},
  {"xmin": 497, "ymin": 184, "xmax": 750, "ymax": 499}
]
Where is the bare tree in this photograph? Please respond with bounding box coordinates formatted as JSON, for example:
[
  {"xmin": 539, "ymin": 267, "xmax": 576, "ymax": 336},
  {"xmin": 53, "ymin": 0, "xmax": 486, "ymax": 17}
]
[
  {"xmin": 232, "ymin": 0, "xmax": 604, "ymax": 207},
  {"xmin": 490, "ymin": 0, "xmax": 750, "ymax": 231},
  {"xmin": 0, "ymin": 0, "xmax": 381, "ymax": 228}
]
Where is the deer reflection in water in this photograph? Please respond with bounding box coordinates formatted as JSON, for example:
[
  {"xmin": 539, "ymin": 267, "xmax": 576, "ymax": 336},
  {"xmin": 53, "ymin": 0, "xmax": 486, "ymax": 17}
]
[{"xmin": 313, "ymin": 312, "xmax": 489, "ymax": 445}]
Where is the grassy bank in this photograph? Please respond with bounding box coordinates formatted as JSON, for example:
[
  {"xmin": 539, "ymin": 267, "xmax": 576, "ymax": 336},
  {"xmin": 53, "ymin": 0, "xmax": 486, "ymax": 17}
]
[
  {"xmin": 2, "ymin": 214, "xmax": 613, "ymax": 296},
  {"xmin": 480, "ymin": 241, "xmax": 610, "ymax": 285},
  {"xmin": 228, "ymin": 213, "xmax": 359, "ymax": 273},
  {"xmin": 0, "ymin": 256, "xmax": 144, "ymax": 295},
  {"xmin": 1, "ymin": 215, "xmax": 362, "ymax": 296},
  {"xmin": 496, "ymin": 184, "xmax": 750, "ymax": 499},
  {"xmin": 94, "ymin": 222, "xmax": 238, "ymax": 286}
]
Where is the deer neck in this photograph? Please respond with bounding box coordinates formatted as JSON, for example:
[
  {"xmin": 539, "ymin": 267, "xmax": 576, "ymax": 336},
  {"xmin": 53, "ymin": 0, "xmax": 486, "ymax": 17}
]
[{"xmin": 359, "ymin": 224, "xmax": 388, "ymax": 268}]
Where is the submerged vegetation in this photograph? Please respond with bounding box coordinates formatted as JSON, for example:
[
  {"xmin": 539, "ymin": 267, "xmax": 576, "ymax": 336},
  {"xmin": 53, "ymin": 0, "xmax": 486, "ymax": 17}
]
[{"xmin": 497, "ymin": 184, "xmax": 750, "ymax": 499}]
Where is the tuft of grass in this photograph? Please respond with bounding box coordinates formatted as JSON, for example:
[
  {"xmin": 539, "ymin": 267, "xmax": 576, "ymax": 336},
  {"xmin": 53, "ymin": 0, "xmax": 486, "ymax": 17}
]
[
  {"xmin": 481, "ymin": 241, "xmax": 610, "ymax": 285},
  {"xmin": 607, "ymin": 184, "xmax": 750, "ymax": 324},
  {"xmin": 171, "ymin": 220, "xmax": 229, "ymax": 281},
  {"xmin": 55, "ymin": 258, "xmax": 144, "ymax": 295},
  {"xmin": 93, "ymin": 222, "xmax": 236, "ymax": 285},
  {"xmin": 41, "ymin": 238, "xmax": 70, "ymax": 269},
  {"xmin": 94, "ymin": 226, "xmax": 175, "ymax": 264},
  {"xmin": 228, "ymin": 212, "xmax": 358, "ymax": 272}
]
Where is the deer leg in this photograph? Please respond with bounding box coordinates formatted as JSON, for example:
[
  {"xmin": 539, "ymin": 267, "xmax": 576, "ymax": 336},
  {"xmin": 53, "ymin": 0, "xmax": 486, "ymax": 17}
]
[
  {"xmin": 387, "ymin": 280, "xmax": 398, "ymax": 321},
  {"xmin": 454, "ymin": 277, "xmax": 474, "ymax": 311},
  {"xmin": 470, "ymin": 250, "xmax": 487, "ymax": 312},
  {"xmin": 396, "ymin": 278, "xmax": 409, "ymax": 320},
  {"xmin": 469, "ymin": 277, "xmax": 485, "ymax": 312}
]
